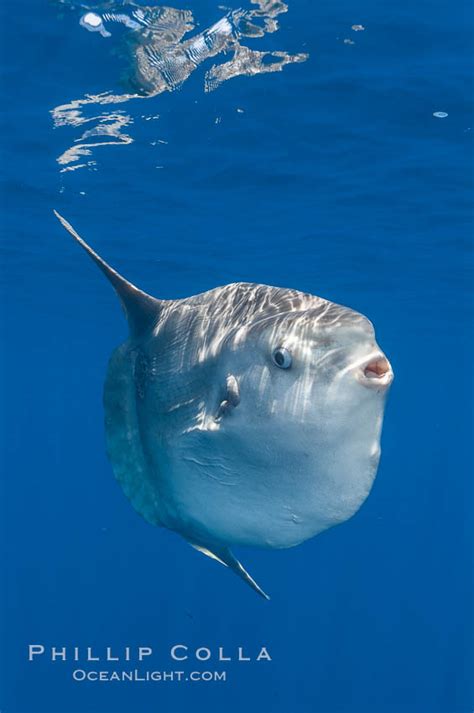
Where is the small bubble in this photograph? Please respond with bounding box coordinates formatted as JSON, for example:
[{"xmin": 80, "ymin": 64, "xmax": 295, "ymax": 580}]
[
  {"xmin": 82, "ymin": 12, "xmax": 102, "ymax": 28},
  {"xmin": 433, "ymin": 111, "xmax": 448, "ymax": 118},
  {"xmin": 343, "ymin": 38, "xmax": 355, "ymax": 45},
  {"xmin": 351, "ymin": 24, "xmax": 365, "ymax": 31},
  {"xmin": 80, "ymin": 12, "xmax": 111, "ymax": 38}
]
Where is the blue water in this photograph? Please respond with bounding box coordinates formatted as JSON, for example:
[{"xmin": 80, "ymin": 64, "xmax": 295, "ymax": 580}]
[{"xmin": 1, "ymin": 1, "xmax": 473, "ymax": 712}]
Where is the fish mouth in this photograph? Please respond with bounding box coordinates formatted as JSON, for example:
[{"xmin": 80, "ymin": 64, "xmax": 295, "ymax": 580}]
[{"xmin": 358, "ymin": 354, "xmax": 393, "ymax": 390}]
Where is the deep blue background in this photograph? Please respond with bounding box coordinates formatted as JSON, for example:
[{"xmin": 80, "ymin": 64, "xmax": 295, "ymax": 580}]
[{"xmin": 1, "ymin": 1, "xmax": 473, "ymax": 712}]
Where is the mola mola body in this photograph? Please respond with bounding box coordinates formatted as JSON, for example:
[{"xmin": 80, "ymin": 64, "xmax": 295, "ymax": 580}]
[{"xmin": 54, "ymin": 211, "xmax": 393, "ymax": 600}]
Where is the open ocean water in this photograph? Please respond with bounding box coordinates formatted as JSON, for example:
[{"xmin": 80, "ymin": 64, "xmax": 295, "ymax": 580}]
[{"xmin": 0, "ymin": 1, "xmax": 473, "ymax": 712}]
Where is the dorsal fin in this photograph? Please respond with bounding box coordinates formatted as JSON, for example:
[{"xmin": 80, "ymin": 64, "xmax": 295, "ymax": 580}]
[{"xmin": 54, "ymin": 210, "xmax": 161, "ymax": 336}]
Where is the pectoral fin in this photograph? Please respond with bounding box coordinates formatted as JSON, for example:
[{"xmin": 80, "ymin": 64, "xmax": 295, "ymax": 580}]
[
  {"xmin": 215, "ymin": 374, "xmax": 240, "ymax": 422},
  {"xmin": 189, "ymin": 542, "xmax": 270, "ymax": 600}
]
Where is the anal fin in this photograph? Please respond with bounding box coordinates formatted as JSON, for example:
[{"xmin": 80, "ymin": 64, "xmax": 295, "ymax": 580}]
[{"xmin": 189, "ymin": 542, "xmax": 270, "ymax": 601}]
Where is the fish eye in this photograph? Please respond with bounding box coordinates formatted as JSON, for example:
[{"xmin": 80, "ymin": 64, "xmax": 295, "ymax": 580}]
[{"xmin": 272, "ymin": 347, "xmax": 292, "ymax": 369}]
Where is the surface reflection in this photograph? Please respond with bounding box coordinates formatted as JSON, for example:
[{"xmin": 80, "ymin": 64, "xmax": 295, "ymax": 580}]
[{"xmin": 51, "ymin": 1, "xmax": 308, "ymax": 170}]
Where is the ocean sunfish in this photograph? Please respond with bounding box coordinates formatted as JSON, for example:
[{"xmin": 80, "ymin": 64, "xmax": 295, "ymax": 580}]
[{"xmin": 54, "ymin": 211, "xmax": 393, "ymax": 600}]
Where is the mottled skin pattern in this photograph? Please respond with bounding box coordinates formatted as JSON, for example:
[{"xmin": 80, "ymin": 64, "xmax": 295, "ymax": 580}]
[{"xmin": 55, "ymin": 212, "xmax": 393, "ymax": 599}]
